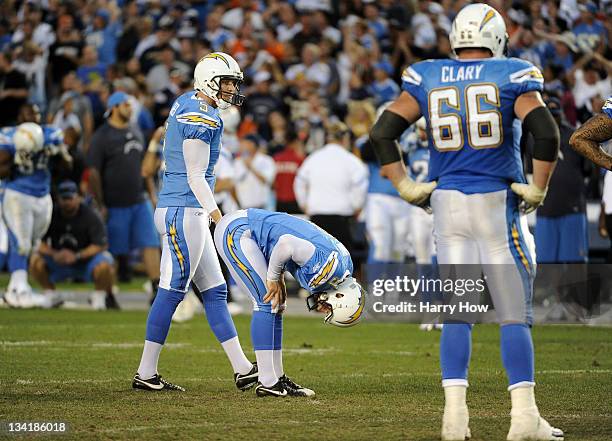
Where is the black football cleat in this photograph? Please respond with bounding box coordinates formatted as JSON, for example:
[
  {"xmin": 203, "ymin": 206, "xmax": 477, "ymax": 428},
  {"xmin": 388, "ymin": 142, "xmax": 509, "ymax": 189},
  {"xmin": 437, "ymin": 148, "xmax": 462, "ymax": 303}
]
[
  {"xmin": 280, "ymin": 375, "xmax": 316, "ymax": 397},
  {"xmin": 255, "ymin": 381, "xmax": 288, "ymax": 397},
  {"xmin": 234, "ymin": 362, "xmax": 258, "ymax": 391},
  {"xmin": 132, "ymin": 373, "xmax": 185, "ymax": 391}
]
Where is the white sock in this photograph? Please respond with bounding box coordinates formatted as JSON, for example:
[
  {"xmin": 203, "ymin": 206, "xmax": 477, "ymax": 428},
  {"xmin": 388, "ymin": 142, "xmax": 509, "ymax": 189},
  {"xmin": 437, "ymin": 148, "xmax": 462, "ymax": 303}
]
[
  {"xmin": 8, "ymin": 269, "xmax": 28, "ymax": 291},
  {"xmin": 255, "ymin": 349, "xmax": 278, "ymax": 387},
  {"xmin": 273, "ymin": 349, "xmax": 284, "ymax": 377},
  {"xmin": 510, "ymin": 385, "xmax": 537, "ymax": 411},
  {"xmin": 444, "ymin": 385, "xmax": 467, "ymax": 409},
  {"xmin": 137, "ymin": 340, "xmax": 163, "ymax": 379},
  {"xmin": 221, "ymin": 336, "xmax": 252, "ymax": 375}
]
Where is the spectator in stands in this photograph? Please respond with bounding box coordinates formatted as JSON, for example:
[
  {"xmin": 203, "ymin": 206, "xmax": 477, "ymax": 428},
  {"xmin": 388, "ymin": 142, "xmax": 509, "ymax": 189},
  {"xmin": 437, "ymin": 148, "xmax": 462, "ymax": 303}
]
[
  {"xmin": 11, "ymin": 2, "xmax": 55, "ymax": 53},
  {"xmin": 87, "ymin": 92, "xmax": 160, "ymax": 299},
  {"xmin": 76, "ymin": 45, "xmax": 108, "ymax": 90},
  {"xmin": 146, "ymin": 44, "xmax": 189, "ymax": 94},
  {"xmin": 0, "ymin": 52, "xmax": 28, "ymax": 126},
  {"xmin": 85, "ymin": 5, "xmax": 122, "ymax": 65},
  {"xmin": 13, "ymin": 41, "xmax": 47, "ymax": 113},
  {"xmin": 136, "ymin": 15, "xmax": 180, "ymax": 74},
  {"xmin": 294, "ymin": 121, "xmax": 368, "ymax": 255},
  {"xmin": 48, "ymin": 14, "xmax": 83, "ymax": 92},
  {"xmin": 234, "ymin": 134, "xmax": 277, "ymax": 210},
  {"xmin": 273, "ymin": 127, "xmax": 305, "ymax": 214},
  {"xmin": 368, "ymin": 60, "xmax": 400, "ymax": 106},
  {"xmin": 30, "ymin": 181, "xmax": 116, "ymax": 310},
  {"xmin": 47, "ymin": 72, "xmax": 94, "ymax": 151},
  {"xmin": 243, "ymin": 71, "xmax": 283, "ymax": 140}
]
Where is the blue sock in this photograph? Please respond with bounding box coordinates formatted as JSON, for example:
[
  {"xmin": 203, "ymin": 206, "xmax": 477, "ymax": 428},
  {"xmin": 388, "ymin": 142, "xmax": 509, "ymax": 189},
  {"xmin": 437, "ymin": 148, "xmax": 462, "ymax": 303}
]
[
  {"xmin": 145, "ymin": 287, "xmax": 184, "ymax": 344},
  {"xmin": 440, "ymin": 323, "xmax": 472, "ymax": 382},
  {"xmin": 500, "ymin": 323, "xmax": 535, "ymax": 387},
  {"xmin": 273, "ymin": 313, "xmax": 282, "ymax": 350},
  {"xmin": 251, "ymin": 311, "xmax": 276, "ymax": 351},
  {"xmin": 201, "ymin": 283, "xmax": 238, "ymax": 343}
]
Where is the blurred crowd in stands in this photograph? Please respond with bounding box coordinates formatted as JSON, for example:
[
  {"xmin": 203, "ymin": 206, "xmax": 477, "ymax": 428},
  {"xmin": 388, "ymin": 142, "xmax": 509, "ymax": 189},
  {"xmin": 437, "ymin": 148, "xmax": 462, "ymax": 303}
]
[{"xmin": 0, "ymin": 0, "xmax": 610, "ymax": 290}]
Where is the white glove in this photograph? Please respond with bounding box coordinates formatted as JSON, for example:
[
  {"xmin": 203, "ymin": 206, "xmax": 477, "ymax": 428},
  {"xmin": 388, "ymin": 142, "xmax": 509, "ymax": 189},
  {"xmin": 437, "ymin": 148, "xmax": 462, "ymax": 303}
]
[
  {"xmin": 397, "ymin": 177, "xmax": 437, "ymax": 212},
  {"xmin": 510, "ymin": 182, "xmax": 548, "ymax": 214}
]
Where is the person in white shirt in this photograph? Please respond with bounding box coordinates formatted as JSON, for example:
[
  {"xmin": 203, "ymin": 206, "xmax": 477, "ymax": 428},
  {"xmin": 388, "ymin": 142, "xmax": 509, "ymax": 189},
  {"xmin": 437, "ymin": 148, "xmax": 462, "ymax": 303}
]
[
  {"xmin": 294, "ymin": 121, "xmax": 368, "ymax": 255},
  {"xmin": 234, "ymin": 135, "xmax": 276, "ymax": 209}
]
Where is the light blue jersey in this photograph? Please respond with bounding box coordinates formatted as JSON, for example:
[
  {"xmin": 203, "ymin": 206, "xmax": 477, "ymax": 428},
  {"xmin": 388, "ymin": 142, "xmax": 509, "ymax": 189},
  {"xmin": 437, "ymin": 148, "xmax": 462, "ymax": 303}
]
[
  {"xmin": 402, "ymin": 57, "xmax": 544, "ymax": 194},
  {"xmin": 157, "ymin": 91, "xmax": 223, "ymax": 208},
  {"xmin": 247, "ymin": 209, "xmax": 353, "ymax": 294},
  {"xmin": 0, "ymin": 125, "xmax": 63, "ymax": 197}
]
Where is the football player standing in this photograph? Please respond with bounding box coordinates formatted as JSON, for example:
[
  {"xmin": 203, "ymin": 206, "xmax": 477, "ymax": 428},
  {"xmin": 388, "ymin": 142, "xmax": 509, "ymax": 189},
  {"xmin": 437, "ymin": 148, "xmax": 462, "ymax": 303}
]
[
  {"xmin": 0, "ymin": 104, "xmax": 71, "ymax": 308},
  {"xmin": 370, "ymin": 5, "xmax": 563, "ymax": 441},
  {"xmin": 133, "ymin": 52, "xmax": 256, "ymax": 392}
]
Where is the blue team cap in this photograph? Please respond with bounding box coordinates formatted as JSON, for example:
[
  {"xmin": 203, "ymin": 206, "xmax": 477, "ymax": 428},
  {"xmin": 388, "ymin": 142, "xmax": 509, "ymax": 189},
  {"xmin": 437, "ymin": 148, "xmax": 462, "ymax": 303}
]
[
  {"xmin": 58, "ymin": 181, "xmax": 78, "ymax": 198},
  {"xmin": 104, "ymin": 91, "xmax": 129, "ymax": 117},
  {"xmin": 95, "ymin": 9, "xmax": 110, "ymax": 23},
  {"xmin": 373, "ymin": 60, "xmax": 394, "ymax": 76}
]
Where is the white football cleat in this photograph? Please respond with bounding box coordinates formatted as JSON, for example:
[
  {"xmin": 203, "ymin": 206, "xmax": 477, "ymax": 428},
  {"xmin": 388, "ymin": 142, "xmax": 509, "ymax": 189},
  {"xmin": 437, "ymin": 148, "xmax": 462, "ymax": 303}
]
[
  {"xmin": 442, "ymin": 406, "xmax": 471, "ymax": 440},
  {"xmin": 507, "ymin": 408, "xmax": 564, "ymax": 440},
  {"xmin": 90, "ymin": 291, "xmax": 107, "ymax": 310},
  {"xmin": 3, "ymin": 288, "xmax": 23, "ymax": 308}
]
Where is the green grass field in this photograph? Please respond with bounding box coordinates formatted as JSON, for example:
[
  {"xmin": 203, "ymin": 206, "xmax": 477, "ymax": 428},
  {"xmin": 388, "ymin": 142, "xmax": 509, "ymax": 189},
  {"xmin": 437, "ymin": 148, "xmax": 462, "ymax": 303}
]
[{"xmin": 1, "ymin": 309, "xmax": 610, "ymax": 440}]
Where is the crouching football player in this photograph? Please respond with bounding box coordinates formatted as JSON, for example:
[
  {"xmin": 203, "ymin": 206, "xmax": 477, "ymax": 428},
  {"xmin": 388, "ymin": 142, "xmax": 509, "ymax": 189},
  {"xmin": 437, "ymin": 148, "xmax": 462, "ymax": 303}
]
[{"xmin": 214, "ymin": 208, "xmax": 366, "ymax": 397}]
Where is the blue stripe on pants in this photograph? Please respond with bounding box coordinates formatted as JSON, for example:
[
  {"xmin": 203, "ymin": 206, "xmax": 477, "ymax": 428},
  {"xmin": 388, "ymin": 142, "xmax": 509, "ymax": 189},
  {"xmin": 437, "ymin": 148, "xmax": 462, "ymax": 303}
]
[
  {"xmin": 222, "ymin": 218, "xmax": 267, "ymax": 302},
  {"xmin": 165, "ymin": 207, "xmax": 191, "ymax": 292}
]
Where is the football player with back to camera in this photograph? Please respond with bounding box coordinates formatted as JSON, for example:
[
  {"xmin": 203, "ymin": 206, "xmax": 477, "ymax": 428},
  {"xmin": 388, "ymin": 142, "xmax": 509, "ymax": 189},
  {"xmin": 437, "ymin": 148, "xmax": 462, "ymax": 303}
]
[
  {"xmin": 214, "ymin": 208, "xmax": 365, "ymax": 397},
  {"xmin": 133, "ymin": 52, "xmax": 257, "ymax": 393},
  {"xmin": 370, "ymin": 5, "xmax": 563, "ymax": 441}
]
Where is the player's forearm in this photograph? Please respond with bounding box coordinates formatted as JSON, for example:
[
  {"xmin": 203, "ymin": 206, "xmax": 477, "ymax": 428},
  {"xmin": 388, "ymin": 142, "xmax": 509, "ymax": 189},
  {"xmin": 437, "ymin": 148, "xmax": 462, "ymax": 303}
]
[
  {"xmin": 380, "ymin": 161, "xmax": 409, "ymax": 187},
  {"xmin": 531, "ymin": 159, "xmax": 557, "ymax": 190},
  {"xmin": 569, "ymin": 115, "xmax": 612, "ymax": 170}
]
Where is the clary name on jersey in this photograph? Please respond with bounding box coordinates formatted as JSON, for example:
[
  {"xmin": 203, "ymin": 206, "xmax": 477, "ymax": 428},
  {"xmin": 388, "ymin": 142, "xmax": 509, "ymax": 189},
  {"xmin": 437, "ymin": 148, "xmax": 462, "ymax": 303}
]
[{"xmin": 440, "ymin": 64, "xmax": 484, "ymax": 83}]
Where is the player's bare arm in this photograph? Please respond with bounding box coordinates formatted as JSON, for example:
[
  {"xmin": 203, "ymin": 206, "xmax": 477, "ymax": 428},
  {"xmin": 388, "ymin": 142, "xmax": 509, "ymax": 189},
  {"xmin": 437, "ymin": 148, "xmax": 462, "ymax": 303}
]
[{"xmin": 569, "ymin": 114, "xmax": 612, "ymax": 171}]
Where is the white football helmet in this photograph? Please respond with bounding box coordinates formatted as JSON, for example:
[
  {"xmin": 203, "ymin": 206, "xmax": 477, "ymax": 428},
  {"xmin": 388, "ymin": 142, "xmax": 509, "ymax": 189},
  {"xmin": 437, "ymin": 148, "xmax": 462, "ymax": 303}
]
[
  {"xmin": 306, "ymin": 277, "xmax": 366, "ymax": 327},
  {"xmin": 13, "ymin": 122, "xmax": 44, "ymax": 154},
  {"xmin": 194, "ymin": 52, "xmax": 245, "ymax": 110},
  {"xmin": 449, "ymin": 4, "xmax": 508, "ymax": 58}
]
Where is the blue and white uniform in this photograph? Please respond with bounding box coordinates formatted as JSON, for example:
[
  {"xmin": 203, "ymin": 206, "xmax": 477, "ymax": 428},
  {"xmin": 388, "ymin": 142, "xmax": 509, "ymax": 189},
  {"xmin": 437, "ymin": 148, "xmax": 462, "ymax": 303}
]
[
  {"xmin": 139, "ymin": 90, "xmax": 252, "ymax": 380},
  {"xmin": 402, "ymin": 57, "xmax": 543, "ymax": 324},
  {"xmin": 0, "ymin": 125, "xmax": 61, "ymax": 273},
  {"xmin": 156, "ymin": 91, "xmax": 225, "ymax": 294},
  {"xmin": 215, "ymin": 209, "xmax": 354, "ymax": 313},
  {"xmin": 214, "ymin": 208, "xmax": 355, "ymax": 386},
  {"xmin": 359, "ymin": 135, "xmax": 412, "ymax": 263}
]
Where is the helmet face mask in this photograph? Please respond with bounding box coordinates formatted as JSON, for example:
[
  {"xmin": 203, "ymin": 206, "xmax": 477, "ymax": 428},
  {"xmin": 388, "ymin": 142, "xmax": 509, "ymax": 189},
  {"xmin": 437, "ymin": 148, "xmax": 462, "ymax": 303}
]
[
  {"xmin": 212, "ymin": 76, "xmax": 245, "ymax": 107},
  {"xmin": 306, "ymin": 277, "xmax": 366, "ymax": 327}
]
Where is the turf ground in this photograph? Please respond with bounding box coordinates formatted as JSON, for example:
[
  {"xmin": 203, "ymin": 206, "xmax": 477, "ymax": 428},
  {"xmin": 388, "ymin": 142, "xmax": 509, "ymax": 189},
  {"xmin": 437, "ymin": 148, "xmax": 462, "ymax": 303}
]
[{"xmin": 1, "ymin": 309, "xmax": 611, "ymax": 441}]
